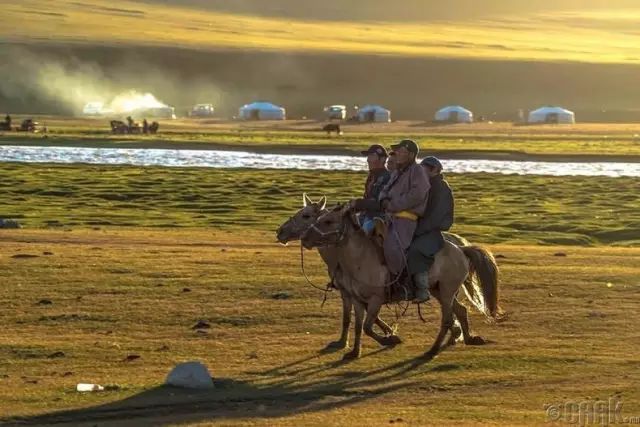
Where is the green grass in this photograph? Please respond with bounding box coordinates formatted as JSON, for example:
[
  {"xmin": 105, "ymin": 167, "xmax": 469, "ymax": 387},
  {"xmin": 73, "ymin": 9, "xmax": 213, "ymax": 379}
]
[
  {"xmin": 5, "ymin": 0, "xmax": 640, "ymax": 64},
  {"xmin": 1, "ymin": 163, "xmax": 638, "ymax": 246}
]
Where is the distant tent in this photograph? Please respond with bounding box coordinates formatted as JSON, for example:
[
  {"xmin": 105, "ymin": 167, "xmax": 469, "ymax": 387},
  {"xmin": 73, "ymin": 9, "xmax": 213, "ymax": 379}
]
[
  {"xmin": 357, "ymin": 105, "xmax": 391, "ymax": 123},
  {"xmin": 528, "ymin": 106, "xmax": 575, "ymax": 124},
  {"xmin": 239, "ymin": 101, "xmax": 286, "ymax": 120},
  {"xmin": 434, "ymin": 105, "xmax": 473, "ymax": 123}
]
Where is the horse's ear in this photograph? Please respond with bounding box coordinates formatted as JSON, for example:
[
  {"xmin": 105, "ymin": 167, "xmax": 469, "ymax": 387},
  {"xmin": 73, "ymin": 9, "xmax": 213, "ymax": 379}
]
[
  {"xmin": 317, "ymin": 196, "xmax": 327, "ymax": 210},
  {"xmin": 303, "ymin": 193, "xmax": 313, "ymax": 207}
]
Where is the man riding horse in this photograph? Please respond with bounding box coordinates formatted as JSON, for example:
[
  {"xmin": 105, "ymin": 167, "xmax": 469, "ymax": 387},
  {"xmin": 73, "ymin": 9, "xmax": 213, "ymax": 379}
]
[
  {"xmin": 350, "ymin": 142, "xmax": 457, "ymax": 304},
  {"xmin": 375, "ymin": 139, "xmax": 431, "ymax": 303},
  {"xmin": 353, "ymin": 144, "xmax": 390, "ymax": 235},
  {"xmin": 407, "ymin": 156, "xmax": 454, "ymax": 304}
]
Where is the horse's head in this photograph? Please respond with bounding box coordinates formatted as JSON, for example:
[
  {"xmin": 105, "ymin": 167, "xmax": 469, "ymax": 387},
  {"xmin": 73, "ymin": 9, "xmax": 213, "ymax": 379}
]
[
  {"xmin": 301, "ymin": 204, "xmax": 354, "ymax": 249},
  {"xmin": 276, "ymin": 193, "xmax": 327, "ymax": 244}
]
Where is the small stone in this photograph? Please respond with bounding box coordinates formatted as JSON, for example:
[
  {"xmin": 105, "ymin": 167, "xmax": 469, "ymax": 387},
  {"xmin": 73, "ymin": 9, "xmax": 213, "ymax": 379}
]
[
  {"xmin": 182, "ymin": 288, "xmax": 192, "ymax": 293},
  {"xmin": 165, "ymin": 362, "xmax": 214, "ymax": 389},
  {"xmin": 37, "ymin": 299, "xmax": 53, "ymax": 305},
  {"xmin": 12, "ymin": 254, "xmax": 39, "ymax": 259},
  {"xmin": 553, "ymin": 252, "xmax": 567, "ymax": 257},
  {"xmin": 62, "ymin": 372, "xmax": 73, "ymax": 377},
  {"xmin": 495, "ymin": 254, "xmax": 506, "ymax": 259},
  {"xmin": 104, "ymin": 384, "xmax": 121, "ymax": 391},
  {"xmin": 43, "ymin": 251, "xmax": 54, "ymax": 256}
]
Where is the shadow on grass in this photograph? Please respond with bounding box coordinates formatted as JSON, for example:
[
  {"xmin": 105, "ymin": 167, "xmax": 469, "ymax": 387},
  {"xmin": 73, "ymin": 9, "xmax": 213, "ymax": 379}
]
[{"xmin": 1, "ymin": 350, "xmax": 442, "ymax": 426}]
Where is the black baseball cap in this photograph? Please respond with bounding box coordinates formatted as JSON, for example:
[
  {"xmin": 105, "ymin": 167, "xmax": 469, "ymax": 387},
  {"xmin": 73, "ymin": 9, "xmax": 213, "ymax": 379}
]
[
  {"xmin": 390, "ymin": 139, "xmax": 419, "ymax": 155},
  {"xmin": 360, "ymin": 144, "xmax": 388, "ymax": 157},
  {"xmin": 420, "ymin": 156, "xmax": 443, "ymax": 170}
]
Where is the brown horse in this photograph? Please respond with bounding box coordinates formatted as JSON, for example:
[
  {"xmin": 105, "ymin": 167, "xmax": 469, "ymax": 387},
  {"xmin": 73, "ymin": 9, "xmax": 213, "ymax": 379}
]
[
  {"xmin": 277, "ymin": 194, "xmax": 396, "ymax": 350},
  {"xmin": 277, "ymin": 194, "xmax": 497, "ymax": 353},
  {"xmin": 301, "ymin": 205, "xmax": 501, "ymax": 360}
]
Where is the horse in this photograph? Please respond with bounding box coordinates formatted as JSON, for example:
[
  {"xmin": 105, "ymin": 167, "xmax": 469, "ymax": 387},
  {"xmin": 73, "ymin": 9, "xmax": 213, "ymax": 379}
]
[
  {"xmin": 301, "ymin": 205, "xmax": 501, "ymax": 360},
  {"xmin": 277, "ymin": 194, "xmax": 397, "ymax": 350},
  {"xmin": 277, "ymin": 194, "xmax": 497, "ymax": 353}
]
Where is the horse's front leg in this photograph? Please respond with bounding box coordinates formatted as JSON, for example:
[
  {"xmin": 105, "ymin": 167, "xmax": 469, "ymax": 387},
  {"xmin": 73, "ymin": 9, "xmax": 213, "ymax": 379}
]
[
  {"xmin": 342, "ymin": 300, "xmax": 365, "ymax": 360},
  {"xmin": 324, "ymin": 290, "xmax": 351, "ymax": 350},
  {"xmin": 365, "ymin": 297, "xmax": 402, "ymax": 347}
]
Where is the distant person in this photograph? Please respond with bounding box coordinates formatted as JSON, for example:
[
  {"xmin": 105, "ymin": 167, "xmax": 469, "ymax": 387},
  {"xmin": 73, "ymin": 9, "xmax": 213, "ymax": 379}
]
[
  {"xmin": 5, "ymin": 114, "xmax": 11, "ymax": 126},
  {"xmin": 149, "ymin": 121, "xmax": 159, "ymax": 134},
  {"xmin": 143, "ymin": 119, "xmax": 149, "ymax": 134},
  {"xmin": 126, "ymin": 116, "xmax": 134, "ymax": 132}
]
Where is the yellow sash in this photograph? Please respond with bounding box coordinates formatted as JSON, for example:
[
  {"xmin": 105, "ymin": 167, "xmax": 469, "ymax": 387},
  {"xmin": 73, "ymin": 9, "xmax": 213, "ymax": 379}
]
[{"xmin": 394, "ymin": 211, "xmax": 418, "ymax": 221}]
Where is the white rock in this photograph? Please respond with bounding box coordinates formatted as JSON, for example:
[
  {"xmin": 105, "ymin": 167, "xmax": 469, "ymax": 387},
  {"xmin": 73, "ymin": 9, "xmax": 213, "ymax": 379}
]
[{"xmin": 165, "ymin": 361, "xmax": 214, "ymax": 389}]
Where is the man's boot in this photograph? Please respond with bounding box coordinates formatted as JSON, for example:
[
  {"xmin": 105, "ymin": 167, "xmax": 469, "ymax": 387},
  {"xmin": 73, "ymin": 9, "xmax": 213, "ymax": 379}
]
[{"xmin": 412, "ymin": 272, "xmax": 430, "ymax": 304}]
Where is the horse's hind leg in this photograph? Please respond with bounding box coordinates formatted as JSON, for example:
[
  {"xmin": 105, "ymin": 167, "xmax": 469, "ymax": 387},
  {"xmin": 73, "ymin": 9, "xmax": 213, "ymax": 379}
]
[
  {"xmin": 452, "ymin": 298, "xmax": 486, "ymax": 346},
  {"xmin": 343, "ymin": 300, "xmax": 365, "ymax": 360},
  {"xmin": 424, "ymin": 285, "xmax": 456, "ymax": 359},
  {"xmin": 325, "ymin": 290, "xmax": 351, "ymax": 350}
]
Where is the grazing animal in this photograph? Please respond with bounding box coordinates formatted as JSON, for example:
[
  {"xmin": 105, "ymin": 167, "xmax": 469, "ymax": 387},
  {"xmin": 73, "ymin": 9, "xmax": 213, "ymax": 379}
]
[{"xmin": 322, "ymin": 123, "xmax": 342, "ymax": 136}]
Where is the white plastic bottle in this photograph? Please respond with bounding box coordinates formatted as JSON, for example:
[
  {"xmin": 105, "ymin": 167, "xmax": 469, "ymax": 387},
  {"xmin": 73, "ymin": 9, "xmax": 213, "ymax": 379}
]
[{"xmin": 76, "ymin": 383, "xmax": 104, "ymax": 392}]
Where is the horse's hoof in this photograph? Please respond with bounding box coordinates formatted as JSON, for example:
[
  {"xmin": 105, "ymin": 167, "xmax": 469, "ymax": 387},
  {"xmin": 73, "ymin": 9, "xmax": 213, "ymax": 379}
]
[
  {"xmin": 324, "ymin": 340, "xmax": 348, "ymax": 350},
  {"xmin": 423, "ymin": 349, "xmax": 438, "ymax": 360},
  {"xmin": 465, "ymin": 335, "xmax": 487, "ymax": 346},
  {"xmin": 381, "ymin": 335, "xmax": 402, "ymax": 347},
  {"xmin": 342, "ymin": 350, "xmax": 360, "ymax": 361}
]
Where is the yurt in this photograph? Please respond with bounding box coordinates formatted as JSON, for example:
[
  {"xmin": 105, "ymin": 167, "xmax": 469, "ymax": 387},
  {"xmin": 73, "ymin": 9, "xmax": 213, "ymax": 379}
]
[
  {"xmin": 239, "ymin": 101, "xmax": 286, "ymax": 120},
  {"xmin": 357, "ymin": 105, "xmax": 391, "ymax": 123},
  {"xmin": 528, "ymin": 106, "xmax": 575, "ymax": 124},
  {"xmin": 434, "ymin": 105, "xmax": 473, "ymax": 123}
]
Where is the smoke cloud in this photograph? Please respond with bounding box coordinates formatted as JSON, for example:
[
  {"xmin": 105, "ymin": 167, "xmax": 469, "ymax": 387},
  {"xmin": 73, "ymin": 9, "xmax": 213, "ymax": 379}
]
[{"xmin": 0, "ymin": 46, "xmax": 223, "ymax": 116}]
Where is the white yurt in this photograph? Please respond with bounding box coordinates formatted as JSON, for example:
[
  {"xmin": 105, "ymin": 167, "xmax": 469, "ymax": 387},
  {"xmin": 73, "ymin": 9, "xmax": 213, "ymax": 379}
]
[
  {"xmin": 239, "ymin": 101, "xmax": 286, "ymax": 120},
  {"xmin": 434, "ymin": 105, "xmax": 473, "ymax": 123},
  {"xmin": 528, "ymin": 106, "xmax": 575, "ymax": 124},
  {"xmin": 357, "ymin": 105, "xmax": 391, "ymax": 123}
]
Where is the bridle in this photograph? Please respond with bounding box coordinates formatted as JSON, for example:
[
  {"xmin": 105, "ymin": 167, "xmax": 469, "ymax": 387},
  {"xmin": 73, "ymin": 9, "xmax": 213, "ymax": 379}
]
[{"xmin": 305, "ymin": 219, "xmax": 348, "ymax": 248}]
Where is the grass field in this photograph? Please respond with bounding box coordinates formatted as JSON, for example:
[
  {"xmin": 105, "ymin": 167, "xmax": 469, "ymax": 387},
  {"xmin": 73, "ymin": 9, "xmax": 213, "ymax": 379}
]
[
  {"xmin": 0, "ymin": 162, "xmax": 638, "ymax": 424},
  {"xmin": 0, "ymin": 163, "xmax": 639, "ymax": 246},
  {"xmin": 0, "ymin": 228, "xmax": 639, "ymax": 425},
  {"xmin": 4, "ymin": 0, "xmax": 640, "ymax": 64},
  {"xmin": 4, "ymin": 119, "xmax": 640, "ymax": 160}
]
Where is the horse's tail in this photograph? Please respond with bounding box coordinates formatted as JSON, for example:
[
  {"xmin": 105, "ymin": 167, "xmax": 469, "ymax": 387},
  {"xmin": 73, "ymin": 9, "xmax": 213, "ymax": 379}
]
[{"xmin": 461, "ymin": 246, "xmax": 502, "ymax": 320}]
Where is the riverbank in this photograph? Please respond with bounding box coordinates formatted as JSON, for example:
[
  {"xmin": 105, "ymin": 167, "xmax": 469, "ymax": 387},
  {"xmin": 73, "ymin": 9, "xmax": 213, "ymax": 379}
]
[{"xmin": 3, "ymin": 118, "xmax": 640, "ymax": 162}]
